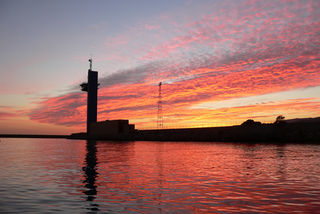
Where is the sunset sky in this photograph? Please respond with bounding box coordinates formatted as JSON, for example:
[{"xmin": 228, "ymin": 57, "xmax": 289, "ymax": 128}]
[{"xmin": 0, "ymin": 0, "xmax": 319, "ymax": 134}]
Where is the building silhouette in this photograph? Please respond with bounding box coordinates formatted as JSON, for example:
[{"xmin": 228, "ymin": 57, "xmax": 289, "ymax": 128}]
[{"xmin": 80, "ymin": 59, "xmax": 134, "ymax": 139}]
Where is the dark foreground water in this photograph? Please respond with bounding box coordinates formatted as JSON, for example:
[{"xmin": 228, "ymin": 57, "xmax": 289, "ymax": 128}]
[{"xmin": 0, "ymin": 139, "xmax": 320, "ymax": 213}]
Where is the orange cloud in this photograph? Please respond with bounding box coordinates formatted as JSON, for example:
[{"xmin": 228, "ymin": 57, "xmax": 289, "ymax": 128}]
[
  {"xmin": 27, "ymin": 48, "xmax": 320, "ymax": 131},
  {"xmin": 26, "ymin": 0, "xmax": 320, "ymax": 132}
]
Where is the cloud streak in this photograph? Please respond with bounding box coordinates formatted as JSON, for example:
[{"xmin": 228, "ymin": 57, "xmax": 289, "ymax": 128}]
[{"xmin": 27, "ymin": 0, "xmax": 320, "ymax": 131}]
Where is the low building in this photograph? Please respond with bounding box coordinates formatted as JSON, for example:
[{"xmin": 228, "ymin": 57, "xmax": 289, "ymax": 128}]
[{"xmin": 88, "ymin": 119, "xmax": 135, "ymax": 139}]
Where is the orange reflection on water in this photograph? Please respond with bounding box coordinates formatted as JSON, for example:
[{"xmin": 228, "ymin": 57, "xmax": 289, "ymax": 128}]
[
  {"xmin": 1, "ymin": 139, "xmax": 319, "ymax": 213},
  {"xmin": 87, "ymin": 141, "xmax": 320, "ymax": 213}
]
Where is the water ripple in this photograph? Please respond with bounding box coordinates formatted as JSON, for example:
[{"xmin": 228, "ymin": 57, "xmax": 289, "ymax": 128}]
[{"xmin": 0, "ymin": 139, "xmax": 320, "ymax": 213}]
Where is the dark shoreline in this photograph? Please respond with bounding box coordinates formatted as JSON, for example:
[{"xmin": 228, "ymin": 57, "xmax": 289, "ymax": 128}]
[
  {"xmin": 69, "ymin": 122, "xmax": 320, "ymax": 143},
  {"xmin": 1, "ymin": 122, "xmax": 319, "ymax": 143},
  {"xmin": 0, "ymin": 134, "xmax": 69, "ymax": 139}
]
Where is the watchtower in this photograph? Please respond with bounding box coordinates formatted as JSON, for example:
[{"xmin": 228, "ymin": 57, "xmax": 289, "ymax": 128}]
[{"xmin": 80, "ymin": 58, "xmax": 98, "ymax": 134}]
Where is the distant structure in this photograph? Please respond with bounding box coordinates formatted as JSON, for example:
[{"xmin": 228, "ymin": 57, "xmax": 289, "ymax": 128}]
[
  {"xmin": 81, "ymin": 58, "xmax": 99, "ymax": 134},
  {"xmin": 157, "ymin": 82, "xmax": 163, "ymax": 129},
  {"xmin": 89, "ymin": 120, "xmax": 135, "ymax": 139}
]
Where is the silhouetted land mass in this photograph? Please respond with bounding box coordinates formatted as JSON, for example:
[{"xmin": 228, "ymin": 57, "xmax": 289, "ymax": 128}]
[
  {"xmin": 0, "ymin": 134, "xmax": 69, "ymax": 139},
  {"xmin": 69, "ymin": 118, "xmax": 320, "ymax": 143},
  {"xmin": 285, "ymin": 117, "xmax": 320, "ymax": 123},
  {"xmin": 133, "ymin": 122, "xmax": 320, "ymax": 143},
  {"xmin": 1, "ymin": 118, "xmax": 319, "ymax": 143}
]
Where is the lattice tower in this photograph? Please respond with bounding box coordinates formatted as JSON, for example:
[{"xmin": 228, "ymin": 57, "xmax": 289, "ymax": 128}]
[{"xmin": 157, "ymin": 82, "xmax": 163, "ymax": 129}]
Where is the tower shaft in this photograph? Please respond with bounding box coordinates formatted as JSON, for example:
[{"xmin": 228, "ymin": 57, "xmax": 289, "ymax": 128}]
[{"xmin": 87, "ymin": 69, "xmax": 98, "ymax": 133}]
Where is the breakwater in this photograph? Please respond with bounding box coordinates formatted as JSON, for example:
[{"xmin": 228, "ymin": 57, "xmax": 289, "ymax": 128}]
[
  {"xmin": 0, "ymin": 134, "xmax": 69, "ymax": 139},
  {"xmin": 135, "ymin": 122, "xmax": 320, "ymax": 142},
  {"xmin": 69, "ymin": 121, "xmax": 320, "ymax": 143}
]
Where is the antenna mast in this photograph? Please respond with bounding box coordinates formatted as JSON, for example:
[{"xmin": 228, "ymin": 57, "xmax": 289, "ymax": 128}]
[
  {"xmin": 157, "ymin": 82, "xmax": 163, "ymax": 129},
  {"xmin": 89, "ymin": 58, "xmax": 93, "ymax": 71}
]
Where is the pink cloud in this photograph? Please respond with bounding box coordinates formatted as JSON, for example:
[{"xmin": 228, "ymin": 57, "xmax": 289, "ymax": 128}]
[
  {"xmin": 27, "ymin": 0, "xmax": 320, "ymax": 131},
  {"xmin": 144, "ymin": 23, "xmax": 161, "ymax": 31},
  {"xmin": 0, "ymin": 111, "xmax": 16, "ymax": 119}
]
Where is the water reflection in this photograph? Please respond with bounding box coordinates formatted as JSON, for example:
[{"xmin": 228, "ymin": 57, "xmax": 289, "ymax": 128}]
[
  {"xmin": 1, "ymin": 139, "xmax": 320, "ymax": 213},
  {"xmin": 91, "ymin": 142, "xmax": 320, "ymax": 213},
  {"xmin": 276, "ymin": 145, "xmax": 287, "ymax": 181},
  {"xmin": 83, "ymin": 140, "xmax": 99, "ymax": 212},
  {"xmin": 155, "ymin": 142, "xmax": 164, "ymax": 213}
]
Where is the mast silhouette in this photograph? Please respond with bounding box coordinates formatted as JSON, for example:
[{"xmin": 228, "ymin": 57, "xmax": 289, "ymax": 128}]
[{"xmin": 157, "ymin": 82, "xmax": 163, "ymax": 129}]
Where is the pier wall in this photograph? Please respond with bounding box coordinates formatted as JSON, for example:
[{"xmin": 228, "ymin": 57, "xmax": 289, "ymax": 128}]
[
  {"xmin": 134, "ymin": 122, "xmax": 320, "ymax": 142},
  {"xmin": 69, "ymin": 122, "xmax": 320, "ymax": 142}
]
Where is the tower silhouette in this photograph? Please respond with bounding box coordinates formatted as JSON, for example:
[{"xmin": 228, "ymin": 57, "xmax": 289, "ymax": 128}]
[
  {"xmin": 157, "ymin": 82, "xmax": 163, "ymax": 129},
  {"xmin": 81, "ymin": 59, "xmax": 98, "ymax": 134}
]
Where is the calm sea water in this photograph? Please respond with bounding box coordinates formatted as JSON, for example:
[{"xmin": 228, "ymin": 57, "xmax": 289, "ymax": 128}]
[{"xmin": 0, "ymin": 138, "xmax": 319, "ymax": 213}]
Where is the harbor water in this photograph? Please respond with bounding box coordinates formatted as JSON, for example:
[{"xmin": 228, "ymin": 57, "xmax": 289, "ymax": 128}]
[{"xmin": 0, "ymin": 138, "xmax": 319, "ymax": 213}]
